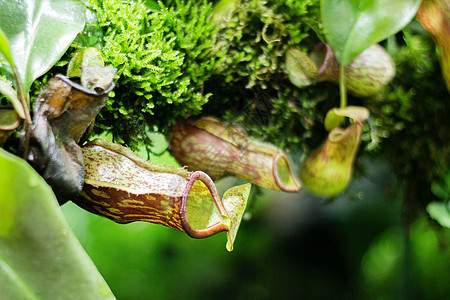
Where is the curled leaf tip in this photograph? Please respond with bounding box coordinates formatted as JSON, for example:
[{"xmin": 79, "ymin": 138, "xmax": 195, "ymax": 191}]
[{"xmin": 27, "ymin": 68, "xmax": 116, "ymax": 204}]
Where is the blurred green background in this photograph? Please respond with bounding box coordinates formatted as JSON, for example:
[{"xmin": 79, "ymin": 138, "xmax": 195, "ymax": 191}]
[{"xmin": 62, "ymin": 134, "xmax": 450, "ymax": 299}]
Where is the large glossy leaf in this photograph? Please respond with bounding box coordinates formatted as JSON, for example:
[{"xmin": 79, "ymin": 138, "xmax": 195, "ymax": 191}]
[
  {"xmin": 321, "ymin": 0, "xmax": 422, "ymax": 65},
  {"xmin": 0, "ymin": 0, "xmax": 86, "ymax": 93},
  {"xmin": 0, "ymin": 149, "xmax": 115, "ymax": 299}
]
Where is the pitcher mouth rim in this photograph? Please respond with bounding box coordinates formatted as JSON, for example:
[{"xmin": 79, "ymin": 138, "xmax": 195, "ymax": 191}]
[
  {"xmin": 180, "ymin": 170, "xmax": 230, "ymax": 239},
  {"xmin": 273, "ymin": 153, "xmax": 302, "ymax": 193}
]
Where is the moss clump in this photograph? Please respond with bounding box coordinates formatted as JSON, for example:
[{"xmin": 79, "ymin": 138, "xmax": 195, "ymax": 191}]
[
  {"xmin": 203, "ymin": 0, "xmax": 327, "ymax": 151},
  {"xmin": 367, "ymin": 23, "xmax": 449, "ymax": 217},
  {"xmin": 77, "ymin": 0, "xmax": 224, "ymax": 149},
  {"xmin": 28, "ymin": 0, "xmax": 324, "ymax": 152},
  {"xmin": 212, "ymin": 0, "xmax": 322, "ymax": 89}
]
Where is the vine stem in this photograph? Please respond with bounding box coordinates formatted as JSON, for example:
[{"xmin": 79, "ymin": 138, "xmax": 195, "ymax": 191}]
[{"xmin": 339, "ymin": 64, "xmax": 347, "ymax": 109}]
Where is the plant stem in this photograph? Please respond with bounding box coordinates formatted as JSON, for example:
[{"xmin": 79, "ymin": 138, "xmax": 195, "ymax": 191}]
[
  {"xmin": 21, "ymin": 119, "xmax": 31, "ymax": 160},
  {"xmin": 339, "ymin": 64, "xmax": 347, "ymax": 109},
  {"xmin": 14, "ymin": 71, "xmax": 32, "ymax": 159},
  {"xmin": 13, "ymin": 72, "xmax": 31, "ymax": 124}
]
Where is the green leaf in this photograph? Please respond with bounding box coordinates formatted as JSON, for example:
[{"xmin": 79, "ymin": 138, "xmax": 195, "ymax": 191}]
[
  {"xmin": 0, "ymin": 149, "xmax": 115, "ymax": 299},
  {"xmin": 0, "ymin": 28, "xmax": 13, "ymax": 67},
  {"xmin": 0, "ymin": 79, "xmax": 25, "ymax": 119},
  {"xmin": 426, "ymin": 202, "xmax": 450, "ymax": 228},
  {"xmin": 321, "ymin": 0, "xmax": 422, "ymax": 65},
  {"xmin": 0, "ymin": 0, "xmax": 86, "ymax": 93}
]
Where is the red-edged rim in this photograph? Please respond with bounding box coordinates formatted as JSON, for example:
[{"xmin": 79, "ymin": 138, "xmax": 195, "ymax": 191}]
[
  {"xmin": 179, "ymin": 171, "xmax": 230, "ymax": 239},
  {"xmin": 311, "ymin": 42, "xmax": 334, "ymax": 78},
  {"xmin": 273, "ymin": 153, "xmax": 301, "ymax": 193}
]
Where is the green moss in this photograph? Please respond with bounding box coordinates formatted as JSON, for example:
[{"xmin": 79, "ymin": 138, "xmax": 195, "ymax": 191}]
[
  {"xmin": 212, "ymin": 0, "xmax": 322, "ymax": 89},
  {"xmin": 367, "ymin": 23, "xmax": 449, "ymax": 213},
  {"xmin": 203, "ymin": 0, "xmax": 326, "ymax": 151},
  {"xmin": 28, "ymin": 0, "xmax": 324, "ymax": 152},
  {"xmin": 72, "ymin": 0, "xmax": 223, "ymax": 149}
]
